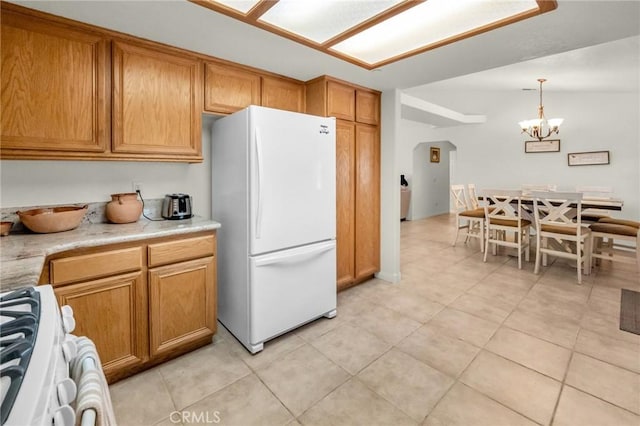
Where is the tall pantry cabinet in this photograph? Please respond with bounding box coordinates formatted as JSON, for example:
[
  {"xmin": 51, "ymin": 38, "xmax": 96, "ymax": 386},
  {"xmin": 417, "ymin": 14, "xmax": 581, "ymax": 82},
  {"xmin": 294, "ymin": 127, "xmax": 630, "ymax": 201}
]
[{"xmin": 306, "ymin": 76, "xmax": 381, "ymax": 291}]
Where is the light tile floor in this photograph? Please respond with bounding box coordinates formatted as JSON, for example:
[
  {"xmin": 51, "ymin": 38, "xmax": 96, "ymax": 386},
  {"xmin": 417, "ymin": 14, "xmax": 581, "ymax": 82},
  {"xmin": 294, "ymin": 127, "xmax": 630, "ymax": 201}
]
[{"xmin": 110, "ymin": 214, "xmax": 640, "ymax": 426}]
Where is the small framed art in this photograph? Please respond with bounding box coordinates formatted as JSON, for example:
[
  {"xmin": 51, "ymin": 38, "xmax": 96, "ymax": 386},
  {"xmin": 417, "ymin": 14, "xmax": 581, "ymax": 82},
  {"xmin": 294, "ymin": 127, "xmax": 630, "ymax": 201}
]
[
  {"xmin": 430, "ymin": 147, "xmax": 440, "ymax": 163},
  {"xmin": 568, "ymin": 151, "xmax": 610, "ymax": 166},
  {"xmin": 525, "ymin": 139, "xmax": 560, "ymax": 153}
]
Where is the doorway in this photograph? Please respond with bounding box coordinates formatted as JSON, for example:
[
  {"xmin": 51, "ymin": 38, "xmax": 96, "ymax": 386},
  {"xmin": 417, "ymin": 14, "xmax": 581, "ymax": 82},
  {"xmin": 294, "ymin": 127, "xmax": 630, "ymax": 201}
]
[{"xmin": 410, "ymin": 141, "xmax": 457, "ymax": 220}]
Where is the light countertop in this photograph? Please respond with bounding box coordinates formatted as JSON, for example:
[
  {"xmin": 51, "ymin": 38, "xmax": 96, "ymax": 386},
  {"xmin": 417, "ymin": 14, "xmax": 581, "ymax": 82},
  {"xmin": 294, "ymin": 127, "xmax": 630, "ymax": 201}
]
[{"xmin": 0, "ymin": 217, "xmax": 221, "ymax": 291}]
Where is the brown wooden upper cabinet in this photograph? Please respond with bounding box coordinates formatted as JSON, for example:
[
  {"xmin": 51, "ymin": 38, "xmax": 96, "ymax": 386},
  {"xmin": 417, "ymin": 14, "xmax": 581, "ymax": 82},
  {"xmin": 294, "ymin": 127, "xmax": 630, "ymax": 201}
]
[
  {"xmin": 306, "ymin": 76, "xmax": 380, "ymax": 125},
  {"xmin": 204, "ymin": 61, "xmax": 261, "ymax": 114},
  {"xmin": 0, "ymin": 9, "xmax": 109, "ymax": 156},
  {"xmin": 1, "ymin": 4, "xmax": 351, "ymax": 163},
  {"xmin": 327, "ymin": 81, "xmax": 356, "ymax": 121},
  {"xmin": 356, "ymin": 90, "xmax": 380, "ymax": 125},
  {"xmin": 261, "ymin": 76, "xmax": 306, "ymax": 113},
  {"xmin": 112, "ymin": 40, "xmax": 202, "ymax": 160},
  {"xmin": 1, "ymin": 3, "xmax": 203, "ymax": 162}
]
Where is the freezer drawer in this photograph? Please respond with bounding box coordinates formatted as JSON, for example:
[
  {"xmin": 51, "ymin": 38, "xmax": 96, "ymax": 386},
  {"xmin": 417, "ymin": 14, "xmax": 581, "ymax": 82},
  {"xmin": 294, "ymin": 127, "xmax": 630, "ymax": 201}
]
[{"xmin": 249, "ymin": 241, "xmax": 336, "ymax": 351}]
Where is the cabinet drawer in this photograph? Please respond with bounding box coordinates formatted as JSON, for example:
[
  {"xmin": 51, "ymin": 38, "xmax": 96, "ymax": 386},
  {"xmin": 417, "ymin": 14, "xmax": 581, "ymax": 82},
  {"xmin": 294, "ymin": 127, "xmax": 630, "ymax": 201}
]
[
  {"xmin": 50, "ymin": 247, "xmax": 143, "ymax": 285},
  {"xmin": 148, "ymin": 235, "xmax": 215, "ymax": 267}
]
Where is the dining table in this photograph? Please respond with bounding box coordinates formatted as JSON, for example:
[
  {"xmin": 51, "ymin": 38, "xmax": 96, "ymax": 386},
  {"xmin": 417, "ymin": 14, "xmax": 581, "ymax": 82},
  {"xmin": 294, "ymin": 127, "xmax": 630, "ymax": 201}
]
[
  {"xmin": 519, "ymin": 195, "xmax": 623, "ymax": 211},
  {"xmin": 478, "ymin": 192, "xmax": 624, "ymax": 275},
  {"xmin": 478, "ymin": 193, "xmax": 624, "ymax": 217}
]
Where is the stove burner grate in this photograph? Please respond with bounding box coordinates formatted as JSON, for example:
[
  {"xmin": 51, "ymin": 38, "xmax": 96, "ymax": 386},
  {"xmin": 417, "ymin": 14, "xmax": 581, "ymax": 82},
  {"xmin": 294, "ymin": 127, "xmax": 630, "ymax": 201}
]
[{"xmin": 0, "ymin": 287, "xmax": 40, "ymax": 424}]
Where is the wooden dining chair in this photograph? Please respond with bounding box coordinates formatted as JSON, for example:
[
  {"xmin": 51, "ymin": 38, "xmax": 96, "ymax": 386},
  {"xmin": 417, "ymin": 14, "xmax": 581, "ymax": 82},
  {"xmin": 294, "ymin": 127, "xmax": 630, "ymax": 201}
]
[
  {"xmin": 597, "ymin": 218, "xmax": 640, "ymax": 228},
  {"xmin": 522, "ymin": 184, "xmax": 557, "ymax": 196},
  {"xmin": 480, "ymin": 189, "xmax": 531, "ymax": 268},
  {"xmin": 467, "ymin": 183, "xmax": 480, "ymax": 209},
  {"xmin": 589, "ymin": 219, "xmax": 639, "ymax": 272},
  {"xmin": 531, "ymin": 191, "xmax": 591, "ymax": 284},
  {"xmin": 576, "ymin": 185, "xmax": 614, "ymax": 223},
  {"xmin": 451, "ymin": 184, "xmax": 485, "ymax": 251}
]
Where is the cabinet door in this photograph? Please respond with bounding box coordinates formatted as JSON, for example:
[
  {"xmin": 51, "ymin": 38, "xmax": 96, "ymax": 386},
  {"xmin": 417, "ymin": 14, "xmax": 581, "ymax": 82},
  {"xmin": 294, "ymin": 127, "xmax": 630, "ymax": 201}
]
[
  {"xmin": 112, "ymin": 40, "xmax": 202, "ymax": 158},
  {"xmin": 148, "ymin": 256, "xmax": 216, "ymax": 357},
  {"xmin": 54, "ymin": 271, "xmax": 148, "ymax": 380},
  {"xmin": 336, "ymin": 120, "xmax": 356, "ymax": 290},
  {"xmin": 261, "ymin": 76, "xmax": 305, "ymax": 113},
  {"xmin": 356, "ymin": 90, "xmax": 380, "ymax": 125},
  {"xmin": 1, "ymin": 10, "xmax": 108, "ymax": 154},
  {"xmin": 204, "ymin": 62, "xmax": 260, "ymax": 114},
  {"xmin": 327, "ymin": 81, "xmax": 355, "ymax": 121},
  {"xmin": 354, "ymin": 123, "xmax": 380, "ymax": 280}
]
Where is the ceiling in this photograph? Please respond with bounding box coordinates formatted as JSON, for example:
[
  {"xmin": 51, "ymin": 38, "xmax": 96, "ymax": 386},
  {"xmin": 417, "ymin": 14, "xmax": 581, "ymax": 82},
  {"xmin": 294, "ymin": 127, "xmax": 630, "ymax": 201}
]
[
  {"xmin": 406, "ymin": 35, "xmax": 640, "ymax": 94},
  {"xmin": 10, "ymin": 0, "xmax": 640, "ymax": 97},
  {"xmin": 189, "ymin": 0, "xmax": 556, "ymax": 69},
  {"xmin": 402, "ymin": 33, "xmax": 640, "ymax": 121}
]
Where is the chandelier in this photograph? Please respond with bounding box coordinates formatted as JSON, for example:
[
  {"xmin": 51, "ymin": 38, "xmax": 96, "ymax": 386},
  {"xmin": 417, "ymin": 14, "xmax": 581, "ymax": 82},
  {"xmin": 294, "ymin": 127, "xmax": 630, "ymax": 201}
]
[{"xmin": 518, "ymin": 78, "xmax": 564, "ymax": 141}]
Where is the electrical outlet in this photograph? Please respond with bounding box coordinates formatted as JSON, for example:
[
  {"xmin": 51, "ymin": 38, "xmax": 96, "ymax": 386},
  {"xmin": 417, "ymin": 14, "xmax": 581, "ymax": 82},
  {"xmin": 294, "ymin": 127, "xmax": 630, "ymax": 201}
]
[{"xmin": 132, "ymin": 182, "xmax": 143, "ymax": 193}]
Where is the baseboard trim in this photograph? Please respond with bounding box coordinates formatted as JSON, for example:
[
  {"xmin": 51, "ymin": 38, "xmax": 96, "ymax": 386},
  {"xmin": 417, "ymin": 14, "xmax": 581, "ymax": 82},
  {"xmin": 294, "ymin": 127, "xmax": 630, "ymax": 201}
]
[{"xmin": 375, "ymin": 270, "xmax": 401, "ymax": 284}]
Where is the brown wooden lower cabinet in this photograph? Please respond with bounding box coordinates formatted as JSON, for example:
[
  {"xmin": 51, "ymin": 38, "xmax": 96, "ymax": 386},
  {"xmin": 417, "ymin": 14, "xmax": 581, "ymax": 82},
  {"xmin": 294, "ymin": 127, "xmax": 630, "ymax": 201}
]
[
  {"xmin": 45, "ymin": 231, "xmax": 216, "ymax": 383},
  {"xmin": 148, "ymin": 256, "xmax": 216, "ymax": 357},
  {"xmin": 54, "ymin": 271, "xmax": 148, "ymax": 379}
]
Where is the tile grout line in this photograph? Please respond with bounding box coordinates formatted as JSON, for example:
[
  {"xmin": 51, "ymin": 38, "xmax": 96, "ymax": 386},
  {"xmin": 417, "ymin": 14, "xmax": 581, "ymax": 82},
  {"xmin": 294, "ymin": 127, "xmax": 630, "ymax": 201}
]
[
  {"xmin": 413, "ymin": 215, "xmax": 640, "ymax": 422},
  {"xmin": 402, "ymin": 217, "xmax": 602, "ymax": 425}
]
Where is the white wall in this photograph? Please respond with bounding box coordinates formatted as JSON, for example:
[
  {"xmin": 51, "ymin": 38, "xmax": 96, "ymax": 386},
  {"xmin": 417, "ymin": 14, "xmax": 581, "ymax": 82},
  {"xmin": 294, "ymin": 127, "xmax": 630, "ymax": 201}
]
[
  {"xmin": 0, "ymin": 115, "xmax": 218, "ymax": 219},
  {"xmin": 397, "ymin": 90, "xmax": 640, "ymax": 219},
  {"xmin": 377, "ymin": 89, "xmax": 401, "ymax": 284},
  {"xmin": 411, "ymin": 141, "xmax": 455, "ymax": 220},
  {"xmin": 2, "ymin": 89, "xmax": 636, "ymax": 288}
]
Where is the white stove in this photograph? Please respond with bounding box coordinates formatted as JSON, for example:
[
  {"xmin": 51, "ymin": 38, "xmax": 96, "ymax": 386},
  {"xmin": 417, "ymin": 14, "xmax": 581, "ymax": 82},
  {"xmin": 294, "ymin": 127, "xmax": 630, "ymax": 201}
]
[{"xmin": 0, "ymin": 285, "xmax": 113, "ymax": 426}]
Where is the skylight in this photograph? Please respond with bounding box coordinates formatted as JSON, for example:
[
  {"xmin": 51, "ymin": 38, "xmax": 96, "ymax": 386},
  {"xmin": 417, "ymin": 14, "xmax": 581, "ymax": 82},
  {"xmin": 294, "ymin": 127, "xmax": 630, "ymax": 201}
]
[
  {"xmin": 260, "ymin": 0, "xmax": 403, "ymax": 44},
  {"xmin": 212, "ymin": 0, "xmax": 261, "ymax": 14},
  {"xmin": 191, "ymin": 0, "xmax": 558, "ymax": 69}
]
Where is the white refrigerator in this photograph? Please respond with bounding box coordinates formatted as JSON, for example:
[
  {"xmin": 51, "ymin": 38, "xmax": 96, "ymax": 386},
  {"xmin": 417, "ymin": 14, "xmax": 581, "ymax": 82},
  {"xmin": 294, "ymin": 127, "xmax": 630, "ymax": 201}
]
[{"xmin": 212, "ymin": 106, "xmax": 337, "ymax": 353}]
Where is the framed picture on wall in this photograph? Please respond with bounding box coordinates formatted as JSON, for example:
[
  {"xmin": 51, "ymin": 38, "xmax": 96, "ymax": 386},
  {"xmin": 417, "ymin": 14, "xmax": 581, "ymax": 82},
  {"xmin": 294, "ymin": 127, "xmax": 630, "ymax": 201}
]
[
  {"xmin": 568, "ymin": 150, "xmax": 610, "ymax": 166},
  {"xmin": 525, "ymin": 139, "xmax": 560, "ymax": 153},
  {"xmin": 430, "ymin": 147, "xmax": 440, "ymax": 163}
]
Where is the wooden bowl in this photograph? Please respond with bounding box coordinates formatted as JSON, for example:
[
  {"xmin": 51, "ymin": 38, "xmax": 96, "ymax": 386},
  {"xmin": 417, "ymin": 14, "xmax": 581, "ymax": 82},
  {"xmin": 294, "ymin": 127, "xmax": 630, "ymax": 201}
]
[
  {"xmin": 0, "ymin": 221, "xmax": 12, "ymax": 236},
  {"xmin": 17, "ymin": 205, "xmax": 88, "ymax": 233}
]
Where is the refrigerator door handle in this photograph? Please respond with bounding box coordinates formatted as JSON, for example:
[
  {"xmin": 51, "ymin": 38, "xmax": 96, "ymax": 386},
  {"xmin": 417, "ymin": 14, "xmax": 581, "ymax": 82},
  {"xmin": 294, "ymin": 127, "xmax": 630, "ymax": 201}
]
[
  {"xmin": 255, "ymin": 127, "xmax": 264, "ymax": 239},
  {"xmin": 255, "ymin": 242, "xmax": 335, "ymax": 267}
]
